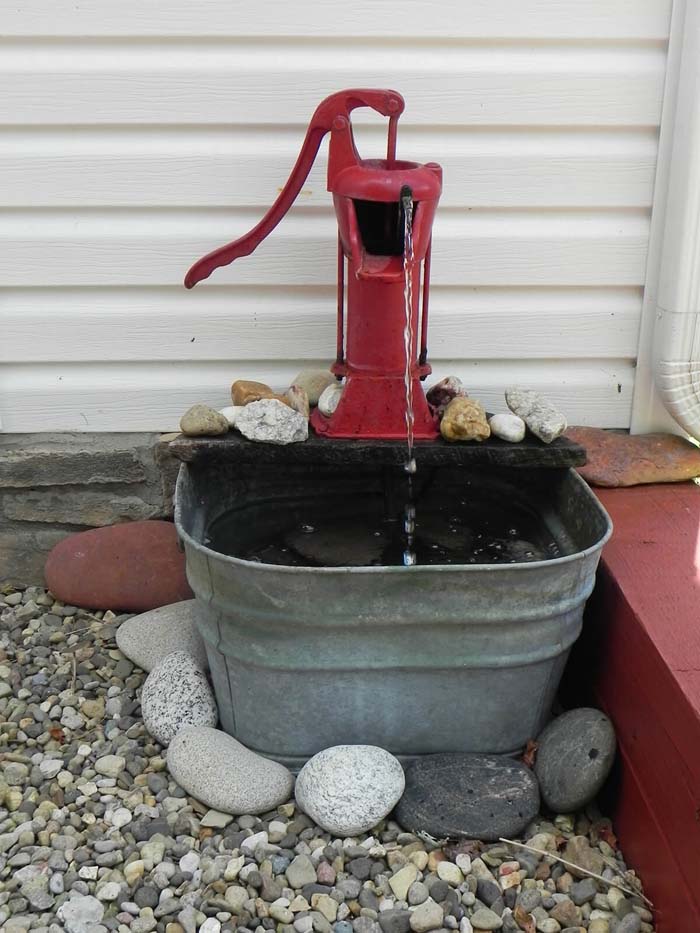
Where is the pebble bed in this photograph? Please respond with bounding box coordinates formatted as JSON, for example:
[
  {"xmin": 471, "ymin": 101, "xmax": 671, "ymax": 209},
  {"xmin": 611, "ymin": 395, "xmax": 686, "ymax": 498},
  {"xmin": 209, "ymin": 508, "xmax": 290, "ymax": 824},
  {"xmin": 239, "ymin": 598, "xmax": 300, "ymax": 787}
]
[{"xmin": 0, "ymin": 585, "xmax": 655, "ymax": 933}]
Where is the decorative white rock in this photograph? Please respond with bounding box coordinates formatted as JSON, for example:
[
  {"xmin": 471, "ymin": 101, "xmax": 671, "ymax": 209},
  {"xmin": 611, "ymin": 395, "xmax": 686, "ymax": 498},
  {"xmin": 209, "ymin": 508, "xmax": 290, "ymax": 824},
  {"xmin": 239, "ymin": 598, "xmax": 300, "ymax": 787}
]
[
  {"xmin": 317, "ymin": 383, "xmax": 344, "ymax": 417},
  {"xmin": 505, "ymin": 387, "xmax": 567, "ymax": 444},
  {"xmin": 218, "ymin": 406, "xmax": 245, "ymax": 428},
  {"xmin": 57, "ymin": 894, "xmax": 105, "ymax": 933},
  {"xmin": 116, "ymin": 600, "xmax": 208, "ymax": 673},
  {"xmin": 141, "ymin": 650, "xmax": 218, "ymax": 746},
  {"xmin": 488, "ymin": 412, "xmax": 526, "ymax": 443},
  {"xmin": 294, "ymin": 744, "xmax": 405, "ymax": 836},
  {"xmin": 167, "ymin": 726, "xmax": 295, "ymax": 815},
  {"xmin": 235, "ymin": 398, "xmax": 308, "ymax": 445},
  {"xmin": 291, "ymin": 369, "xmax": 336, "ymax": 406}
]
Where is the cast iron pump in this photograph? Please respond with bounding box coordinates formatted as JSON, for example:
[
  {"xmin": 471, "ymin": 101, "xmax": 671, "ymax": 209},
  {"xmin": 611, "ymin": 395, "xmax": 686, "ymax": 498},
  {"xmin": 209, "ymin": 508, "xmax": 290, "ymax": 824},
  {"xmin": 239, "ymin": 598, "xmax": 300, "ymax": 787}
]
[{"xmin": 185, "ymin": 89, "xmax": 442, "ymax": 440}]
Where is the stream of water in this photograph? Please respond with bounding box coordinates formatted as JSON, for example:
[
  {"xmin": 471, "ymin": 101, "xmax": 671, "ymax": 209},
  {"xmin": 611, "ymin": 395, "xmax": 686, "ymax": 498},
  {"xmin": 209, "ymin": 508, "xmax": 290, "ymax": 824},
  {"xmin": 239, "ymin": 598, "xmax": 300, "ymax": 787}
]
[{"xmin": 401, "ymin": 187, "xmax": 417, "ymax": 567}]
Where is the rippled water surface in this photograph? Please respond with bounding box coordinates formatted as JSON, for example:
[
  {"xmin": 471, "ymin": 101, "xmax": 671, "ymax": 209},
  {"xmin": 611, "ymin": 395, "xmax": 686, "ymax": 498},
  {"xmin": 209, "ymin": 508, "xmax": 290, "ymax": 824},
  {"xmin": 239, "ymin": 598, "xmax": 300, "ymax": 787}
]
[{"xmin": 205, "ymin": 493, "xmax": 562, "ymax": 568}]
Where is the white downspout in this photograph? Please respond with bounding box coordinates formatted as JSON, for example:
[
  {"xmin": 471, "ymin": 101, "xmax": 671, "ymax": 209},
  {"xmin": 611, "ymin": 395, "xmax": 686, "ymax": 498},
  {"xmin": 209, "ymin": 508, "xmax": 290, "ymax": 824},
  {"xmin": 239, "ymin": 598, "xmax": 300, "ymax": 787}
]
[{"xmin": 652, "ymin": 1, "xmax": 700, "ymax": 438}]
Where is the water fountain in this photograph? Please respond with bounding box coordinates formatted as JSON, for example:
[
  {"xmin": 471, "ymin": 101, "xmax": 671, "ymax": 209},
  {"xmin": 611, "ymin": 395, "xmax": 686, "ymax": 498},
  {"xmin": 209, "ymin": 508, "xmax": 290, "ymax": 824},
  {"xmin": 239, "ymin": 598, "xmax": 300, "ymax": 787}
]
[{"xmin": 171, "ymin": 89, "xmax": 611, "ymax": 768}]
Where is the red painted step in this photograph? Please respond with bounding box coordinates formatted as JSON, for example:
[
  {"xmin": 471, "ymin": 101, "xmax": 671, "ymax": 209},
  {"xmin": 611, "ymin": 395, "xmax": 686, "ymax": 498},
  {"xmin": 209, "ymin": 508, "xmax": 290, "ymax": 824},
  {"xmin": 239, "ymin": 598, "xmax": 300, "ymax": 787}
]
[{"xmin": 568, "ymin": 483, "xmax": 700, "ymax": 932}]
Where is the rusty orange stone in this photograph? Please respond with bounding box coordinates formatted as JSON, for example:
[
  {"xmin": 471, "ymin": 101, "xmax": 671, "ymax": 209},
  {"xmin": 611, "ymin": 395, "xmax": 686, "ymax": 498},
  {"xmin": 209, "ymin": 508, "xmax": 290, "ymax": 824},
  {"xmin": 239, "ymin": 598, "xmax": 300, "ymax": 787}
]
[
  {"xmin": 231, "ymin": 379, "xmax": 276, "ymax": 405},
  {"xmin": 44, "ymin": 520, "xmax": 192, "ymax": 612},
  {"xmin": 566, "ymin": 426, "xmax": 700, "ymax": 487}
]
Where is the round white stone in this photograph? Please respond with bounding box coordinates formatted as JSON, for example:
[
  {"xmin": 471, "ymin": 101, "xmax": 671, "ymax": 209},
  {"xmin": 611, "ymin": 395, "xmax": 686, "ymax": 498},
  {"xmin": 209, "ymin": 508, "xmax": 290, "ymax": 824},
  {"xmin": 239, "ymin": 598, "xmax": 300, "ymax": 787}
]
[
  {"xmin": 488, "ymin": 412, "xmax": 526, "ymax": 443},
  {"xmin": 167, "ymin": 726, "xmax": 295, "ymax": 815},
  {"xmin": 141, "ymin": 650, "xmax": 218, "ymax": 747},
  {"xmin": 317, "ymin": 383, "xmax": 344, "ymax": 417},
  {"xmin": 295, "ymin": 744, "xmax": 405, "ymax": 836},
  {"xmin": 219, "ymin": 406, "xmax": 245, "ymax": 427},
  {"xmin": 116, "ymin": 600, "xmax": 208, "ymax": 673},
  {"xmin": 110, "ymin": 807, "xmax": 132, "ymax": 829}
]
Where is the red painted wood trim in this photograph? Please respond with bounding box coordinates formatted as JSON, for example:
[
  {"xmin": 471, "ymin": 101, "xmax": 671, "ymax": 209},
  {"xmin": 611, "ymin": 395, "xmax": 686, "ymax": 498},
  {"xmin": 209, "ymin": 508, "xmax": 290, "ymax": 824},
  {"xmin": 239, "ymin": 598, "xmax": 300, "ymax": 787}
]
[
  {"xmin": 608, "ymin": 742, "xmax": 697, "ymax": 932},
  {"xmin": 569, "ymin": 483, "xmax": 700, "ymax": 932},
  {"xmin": 596, "ymin": 484, "xmax": 700, "ymax": 715}
]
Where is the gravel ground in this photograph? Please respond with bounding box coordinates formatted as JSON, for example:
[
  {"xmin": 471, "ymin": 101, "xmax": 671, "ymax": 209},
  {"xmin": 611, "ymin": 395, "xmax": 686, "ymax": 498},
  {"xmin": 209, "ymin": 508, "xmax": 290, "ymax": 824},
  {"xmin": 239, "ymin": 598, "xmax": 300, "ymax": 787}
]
[{"xmin": 0, "ymin": 584, "xmax": 655, "ymax": 933}]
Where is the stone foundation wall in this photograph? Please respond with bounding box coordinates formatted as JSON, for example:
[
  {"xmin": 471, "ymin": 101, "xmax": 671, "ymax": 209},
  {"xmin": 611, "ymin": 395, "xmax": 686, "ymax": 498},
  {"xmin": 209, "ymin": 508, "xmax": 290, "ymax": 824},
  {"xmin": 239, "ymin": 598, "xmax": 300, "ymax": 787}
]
[{"xmin": 0, "ymin": 433, "xmax": 179, "ymax": 584}]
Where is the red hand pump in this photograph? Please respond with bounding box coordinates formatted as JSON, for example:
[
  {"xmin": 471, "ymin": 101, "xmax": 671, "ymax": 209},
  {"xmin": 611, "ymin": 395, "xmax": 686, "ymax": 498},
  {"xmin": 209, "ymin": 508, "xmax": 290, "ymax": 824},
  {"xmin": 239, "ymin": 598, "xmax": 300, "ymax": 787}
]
[{"xmin": 185, "ymin": 89, "xmax": 442, "ymax": 440}]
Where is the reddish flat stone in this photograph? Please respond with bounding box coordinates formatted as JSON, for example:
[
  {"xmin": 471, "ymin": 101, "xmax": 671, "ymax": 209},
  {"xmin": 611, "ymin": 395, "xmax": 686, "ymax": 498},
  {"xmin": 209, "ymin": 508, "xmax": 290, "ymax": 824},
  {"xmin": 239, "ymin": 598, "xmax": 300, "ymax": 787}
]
[
  {"xmin": 566, "ymin": 425, "xmax": 700, "ymax": 486},
  {"xmin": 45, "ymin": 520, "xmax": 192, "ymax": 612}
]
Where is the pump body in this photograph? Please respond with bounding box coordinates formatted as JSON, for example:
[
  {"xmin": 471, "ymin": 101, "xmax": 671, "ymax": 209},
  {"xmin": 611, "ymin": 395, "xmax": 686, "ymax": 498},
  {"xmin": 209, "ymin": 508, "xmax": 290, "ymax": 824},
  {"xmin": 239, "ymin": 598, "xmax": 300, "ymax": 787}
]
[{"xmin": 185, "ymin": 89, "xmax": 442, "ymax": 440}]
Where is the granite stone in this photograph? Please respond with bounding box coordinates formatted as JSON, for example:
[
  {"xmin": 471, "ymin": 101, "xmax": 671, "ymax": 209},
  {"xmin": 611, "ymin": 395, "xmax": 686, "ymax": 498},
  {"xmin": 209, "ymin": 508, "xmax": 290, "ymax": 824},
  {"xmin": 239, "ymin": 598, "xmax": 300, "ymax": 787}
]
[
  {"xmin": 295, "ymin": 745, "xmax": 405, "ymax": 836},
  {"xmin": 141, "ymin": 650, "xmax": 218, "ymax": 746},
  {"xmin": 506, "ymin": 388, "xmax": 567, "ymax": 444}
]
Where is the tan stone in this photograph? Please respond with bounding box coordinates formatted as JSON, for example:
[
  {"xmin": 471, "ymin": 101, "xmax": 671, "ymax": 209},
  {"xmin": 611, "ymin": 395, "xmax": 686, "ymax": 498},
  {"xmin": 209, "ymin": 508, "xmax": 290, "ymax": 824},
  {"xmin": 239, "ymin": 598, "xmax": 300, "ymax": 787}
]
[
  {"xmin": 440, "ymin": 397, "xmax": 490, "ymax": 442},
  {"xmin": 286, "ymin": 384, "xmax": 310, "ymax": 418},
  {"xmin": 408, "ymin": 851, "xmax": 429, "ymax": 871},
  {"xmin": 427, "ymin": 849, "xmax": 446, "ymax": 873},
  {"xmin": 550, "ymin": 898, "xmax": 582, "ymax": 927},
  {"xmin": 311, "ymin": 893, "xmax": 338, "ymax": 922},
  {"xmin": 389, "ymin": 863, "xmax": 418, "ymax": 900},
  {"xmin": 81, "ymin": 697, "xmax": 105, "ymax": 720},
  {"xmin": 291, "ymin": 369, "xmax": 337, "ymax": 406},
  {"xmin": 231, "ymin": 379, "xmax": 276, "ymax": 406},
  {"xmin": 566, "ymin": 426, "xmax": 700, "ymax": 486},
  {"xmin": 180, "ymin": 404, "xmax": 229, "ymax": 437},
  {"xmin": 562, "ymin": 836, "xmax": 605, "ymax": 879}
]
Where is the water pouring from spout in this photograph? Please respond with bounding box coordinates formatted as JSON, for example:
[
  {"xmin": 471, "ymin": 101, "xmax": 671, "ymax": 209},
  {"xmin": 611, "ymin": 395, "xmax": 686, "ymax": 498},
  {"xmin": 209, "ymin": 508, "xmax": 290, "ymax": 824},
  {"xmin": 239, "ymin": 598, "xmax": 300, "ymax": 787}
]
[{"xmin": 401, "ymin": 184, "xmax": 417, "ymax": 567}]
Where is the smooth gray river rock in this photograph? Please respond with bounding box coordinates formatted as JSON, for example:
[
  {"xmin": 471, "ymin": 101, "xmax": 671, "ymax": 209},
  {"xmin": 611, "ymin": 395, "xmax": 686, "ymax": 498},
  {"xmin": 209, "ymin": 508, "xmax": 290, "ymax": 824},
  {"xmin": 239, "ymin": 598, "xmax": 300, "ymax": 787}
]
[
  {"xmin": 116, "ymin": 600, "xmax": 208, "ymax": 672},
  {"xmin": 167, "ymin": 726, "xmax": 294, "ymax": 814},
  {"xmin": 395, "ymin": 753, "xmax": 539, "ymax": 841},
  {"xmin": 535, "ymin": 708, "xmax": 616, "ymax": 812}
]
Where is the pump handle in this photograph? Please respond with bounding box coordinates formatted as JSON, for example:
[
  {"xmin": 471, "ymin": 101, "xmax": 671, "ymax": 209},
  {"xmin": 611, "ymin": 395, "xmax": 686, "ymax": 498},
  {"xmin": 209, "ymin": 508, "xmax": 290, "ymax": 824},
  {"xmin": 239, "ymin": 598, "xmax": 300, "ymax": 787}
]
[{"xmin": 184, "ymin": 89, "xmax": 404, "ymax": 288}]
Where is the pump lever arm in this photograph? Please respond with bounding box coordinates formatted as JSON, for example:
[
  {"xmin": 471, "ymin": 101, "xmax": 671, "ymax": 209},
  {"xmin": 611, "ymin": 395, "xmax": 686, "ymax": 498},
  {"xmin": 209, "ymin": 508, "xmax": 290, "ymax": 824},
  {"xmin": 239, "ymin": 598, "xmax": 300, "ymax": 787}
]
[{"xmin": 184, "ymin": 89, "xmax": 404, "ymax": 288}]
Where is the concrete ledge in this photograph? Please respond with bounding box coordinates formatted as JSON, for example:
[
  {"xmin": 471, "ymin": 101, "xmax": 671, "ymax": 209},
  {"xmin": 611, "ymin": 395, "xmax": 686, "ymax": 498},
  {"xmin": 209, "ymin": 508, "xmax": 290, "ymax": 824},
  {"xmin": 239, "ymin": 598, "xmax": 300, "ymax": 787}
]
[{"xmin": 0, "ymin": 432, "xmax": 179, "ymax": 583}]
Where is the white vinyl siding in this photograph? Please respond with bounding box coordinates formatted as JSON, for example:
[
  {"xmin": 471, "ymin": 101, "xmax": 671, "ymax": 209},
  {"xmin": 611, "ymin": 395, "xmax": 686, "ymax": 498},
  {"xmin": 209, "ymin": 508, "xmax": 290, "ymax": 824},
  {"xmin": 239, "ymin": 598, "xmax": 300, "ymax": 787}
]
[{"xmin": 0, "ymin": 1, "xmax": 672, "ymax": 432}]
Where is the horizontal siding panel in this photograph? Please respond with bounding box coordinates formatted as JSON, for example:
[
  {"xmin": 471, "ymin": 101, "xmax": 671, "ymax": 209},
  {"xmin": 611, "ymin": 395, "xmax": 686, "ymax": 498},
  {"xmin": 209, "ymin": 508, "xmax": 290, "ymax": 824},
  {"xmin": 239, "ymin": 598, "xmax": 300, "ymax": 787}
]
[
  {"xmin": 0, "ymin": 209, "xmax": 650, "ymax": 287},
  {"xmin": 0, "ymin": 359, "xmax": 635, "ymax": 433},
  {"xmin": 1, "ymin": 1, "xmax": 672, "ymax": 39},
  {"xmin": 0, "ymin": 128, "xmax": 658, "ymax": 208},
  {"xmin": 0, "ymin": 3, "xmax": 670, "ymax": 433},
  {"xmin": 0, "ymin": 287, "xmax": 642, "ymax": 363},
  {"xmin": 0, "ymin": 44, "xmax": 665, "ymax": 126}
]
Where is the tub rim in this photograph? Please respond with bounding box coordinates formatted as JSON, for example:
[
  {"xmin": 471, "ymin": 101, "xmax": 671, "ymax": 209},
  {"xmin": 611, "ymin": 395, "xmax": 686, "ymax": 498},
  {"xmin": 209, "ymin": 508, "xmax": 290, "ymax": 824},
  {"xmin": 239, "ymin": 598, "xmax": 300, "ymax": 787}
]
[{"xmin": 174, "ymin": 466, "xmax": 613, "ymax": 577}]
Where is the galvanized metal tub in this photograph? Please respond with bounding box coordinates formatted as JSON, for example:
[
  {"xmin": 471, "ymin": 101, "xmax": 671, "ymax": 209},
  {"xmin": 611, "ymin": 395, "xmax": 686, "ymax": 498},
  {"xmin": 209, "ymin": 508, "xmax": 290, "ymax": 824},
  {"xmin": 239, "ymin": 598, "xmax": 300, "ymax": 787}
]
[{"xmin": 174, "ymin": 460, "xmax": 611, "ymax": 768}]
